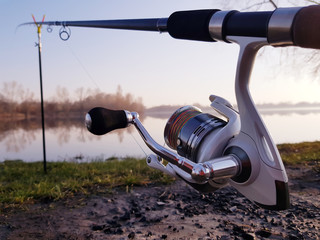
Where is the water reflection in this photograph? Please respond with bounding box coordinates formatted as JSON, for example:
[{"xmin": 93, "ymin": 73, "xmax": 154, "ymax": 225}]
[
  {"xmin": 145, "ymin": 106, "xmax": 320, "ymax": 119},
  {"xmin": 1, "ymin": 108, "xmax": 320, "ymax": 162},
  {"xmin": 258, "ymin": 108, "xmax": 320, "ymax": 116},
  {"xmin": 2, "ymin": 129, "xmax": 36, "ymax": 153},
  {"xmin": 0, "ymin": 116, "xmax": 136, "ymax": 159}
]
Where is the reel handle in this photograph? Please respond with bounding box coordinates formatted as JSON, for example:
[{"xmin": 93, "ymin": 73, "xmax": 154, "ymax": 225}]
[{"xmin": 85, "ymin": 107, "xmax": 130, "ymax": 135}]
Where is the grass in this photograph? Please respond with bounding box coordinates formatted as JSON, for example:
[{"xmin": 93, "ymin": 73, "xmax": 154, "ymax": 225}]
[
  {"xmin": 0, "ymin": 141, "xmax": 319, "ymax": 206},
  {"xmin": 0, "ymin": 158, "xmax": 174, "ymax": 205},
  {"xmin": 277, "ymin": 141, "xmax": 320, "ymax": 165}
]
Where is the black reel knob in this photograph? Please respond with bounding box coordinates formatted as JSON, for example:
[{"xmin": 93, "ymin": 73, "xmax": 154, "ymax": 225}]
[{"xmin": 85, "ymin": 107, "xmax": 129, "ymax": 135}]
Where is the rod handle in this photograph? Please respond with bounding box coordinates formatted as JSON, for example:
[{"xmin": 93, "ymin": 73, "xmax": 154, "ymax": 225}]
[
  {"xmin": 167, "ymin": 9, "xmax": 219, "ymax": 42},
  {"xmin": 293, "ymin": 5, "xmax": 320, "ymax": 49}
]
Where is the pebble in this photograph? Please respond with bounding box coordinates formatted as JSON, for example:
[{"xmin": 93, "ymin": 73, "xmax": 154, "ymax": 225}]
[
  {"xmin": 255, "ymin": 229, "xmax": 272, "ymax": 238},
  {"xmin": 139, "ymin": 216, "xmax": 147, "ymax": 222},
  {"xmin": 128, "ymin": 232, "xmax": 135, "ymax": 239},
  {"xmin": 91, "ymin": 224, "xmax": 105, "ymax": 231},
  {"xmin": 229, "ymin": 206, "xmax": 237, "ymax": 212},
  {"xmin": 157, "ymin": 201, "xmax": 166, "ymax": 206},
  {"xmin": 241, "ymin": 232, "xmax": 255, "ymax": 240},
  {"xmin": 119, "ymin": 211, "xmax": 130, "ymax": 221}
]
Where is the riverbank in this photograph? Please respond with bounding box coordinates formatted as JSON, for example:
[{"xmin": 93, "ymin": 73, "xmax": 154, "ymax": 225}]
[
  {"xmin": 0, "ymin": 142, "xmax": 319, "ymax": 239},
  {"xmin": 1, "ymin": 142, "xmax": 319, "ymax": 205},
  {"xmin": 0, "ymin": 163, "xmax": 319, "ymax": 240}
]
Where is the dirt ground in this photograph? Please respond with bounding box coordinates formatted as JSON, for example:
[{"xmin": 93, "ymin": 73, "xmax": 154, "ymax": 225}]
[{"xmin": 0, "ymin": 164, "xmax": 319, "ymax": 240}]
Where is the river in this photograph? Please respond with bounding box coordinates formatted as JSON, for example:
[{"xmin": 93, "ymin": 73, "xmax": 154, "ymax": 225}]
[{"xmin": 1, "ymin": 108, "xmax": 320, "ymax": 162}]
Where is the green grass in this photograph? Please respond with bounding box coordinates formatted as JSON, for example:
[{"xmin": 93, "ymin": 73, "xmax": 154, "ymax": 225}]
[
  {"xmin": 277, "ymin": 141, "xmax": 320, "ymax": 165},
  {"xmin": 0, "ymin": 141, "xmax": 319, "ymax": 206},
  {"xmin": 0, "ymin": 158, "xmax": 174, "ymax": 205}
]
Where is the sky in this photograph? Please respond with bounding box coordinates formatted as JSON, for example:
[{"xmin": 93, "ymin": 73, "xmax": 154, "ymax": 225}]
[{"xmin": 1, "ymin": 0, "xmax": 319, "ymax": 109}]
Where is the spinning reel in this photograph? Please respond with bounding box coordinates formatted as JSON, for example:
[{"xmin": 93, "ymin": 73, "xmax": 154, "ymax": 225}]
[
  {"xmin": 85, "ymin": 68, "xmax": 288, "ymax": 210},
  {"xmin": 31, "ymin": 5, "xmax": 320, "ymax": 210}
]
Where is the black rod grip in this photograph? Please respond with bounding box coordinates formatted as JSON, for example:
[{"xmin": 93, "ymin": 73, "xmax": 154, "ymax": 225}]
[
  {"xmin": 225, "ymin": 11, "xmax": 273, "ymax": 38},
  {"xmin": 167, "ymin": 9, "xmax": 219, "ymax": 42},
  {"xmin": 293, "ymin": 5, "xmax": 320, "ymax": 49},
  {"xmin": 86, "ymin": 107, "xmax": 128, "ymax": 135}
]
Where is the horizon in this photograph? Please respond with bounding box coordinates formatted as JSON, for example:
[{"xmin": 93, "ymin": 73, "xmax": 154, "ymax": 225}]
[{"xmin": 2, "ymin": 80, "xmax": 320, "ymax": 111}]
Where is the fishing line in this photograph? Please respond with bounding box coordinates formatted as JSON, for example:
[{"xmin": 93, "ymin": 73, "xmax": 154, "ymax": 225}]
[
  {"xmin": 65, "ymin": 42, "xmax": 101, "ymax": 89},
  {"xmin": 130, "ymin": 132, "xmax": 148, "ymax": 158}
]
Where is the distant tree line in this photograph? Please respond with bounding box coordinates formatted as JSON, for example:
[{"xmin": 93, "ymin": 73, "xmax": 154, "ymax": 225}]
[{"xmin": 0, "ymin": 81, "xmax": 145, "ymax": 120}]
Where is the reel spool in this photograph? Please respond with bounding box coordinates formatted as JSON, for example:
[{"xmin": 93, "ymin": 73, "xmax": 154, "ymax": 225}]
[{"xmin": 164, "ymin": 106, "xmax": 226, "ymax": 162}]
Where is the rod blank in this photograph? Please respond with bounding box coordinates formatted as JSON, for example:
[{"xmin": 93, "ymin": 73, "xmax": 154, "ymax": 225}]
[{"xmin": 38, "ymin": 18, "xmax": 168, "ymax": 32}]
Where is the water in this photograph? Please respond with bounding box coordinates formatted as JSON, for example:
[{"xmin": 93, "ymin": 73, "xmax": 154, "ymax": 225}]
[{"xmin": 1, "ymin": 109, "xmax": 320, "ymax": 162}]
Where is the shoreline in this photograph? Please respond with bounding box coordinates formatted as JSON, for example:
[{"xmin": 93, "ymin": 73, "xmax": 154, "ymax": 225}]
[
  {"xmin": 0, "ymin": 141, "xmax": 319, "ymax": 239},
  {"xmin": 0, "ymin": 164, "xmax": 319, "ymax": 240}
]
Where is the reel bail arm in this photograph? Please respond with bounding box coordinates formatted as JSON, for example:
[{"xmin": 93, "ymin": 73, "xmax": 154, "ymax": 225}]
[{"xmin": 222, "ymin": 36, "xmax": 290, "ymax": 210}]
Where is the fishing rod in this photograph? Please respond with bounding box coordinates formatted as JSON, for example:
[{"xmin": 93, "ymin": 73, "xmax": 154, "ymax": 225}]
[
  {"xmin": 23, "ymin": 6, "xmax": 320, "ymax": 48},
  {"xmin": 24, "ymin": 5, "xmax": 320, "ymax": 210}
]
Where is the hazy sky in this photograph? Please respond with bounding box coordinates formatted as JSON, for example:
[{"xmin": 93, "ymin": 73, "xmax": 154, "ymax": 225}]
[{"xmin": 1, "ymin": 0, "xmax": 319, "ymax": 108}]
